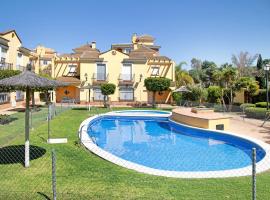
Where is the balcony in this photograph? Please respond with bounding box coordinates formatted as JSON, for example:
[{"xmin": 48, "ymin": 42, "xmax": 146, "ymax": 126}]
[
  {"xmin": 118, "ymin": 74, "xmax": 135, "ymax": 85},
  {"xmin": 92, "ymin": 73, "xmax": 109, "ymax": 85},
  {"xmin": 0, "ymin": 62, "xmax": 13, "ymax": 70}
]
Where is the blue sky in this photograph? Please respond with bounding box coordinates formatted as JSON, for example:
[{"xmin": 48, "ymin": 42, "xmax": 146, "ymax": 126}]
[{"xmin": 1, "ymin": 0, "xmax": 270, "ymax": 69}]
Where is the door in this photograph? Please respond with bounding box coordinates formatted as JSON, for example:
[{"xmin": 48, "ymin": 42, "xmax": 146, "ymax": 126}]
[
  {"xmin": 97, "ymin": 64, "xmax": 106, "ymax": 81},
  {"xmin": 122, "ymin": 64, "xmax": 132, "ymax": 81}
]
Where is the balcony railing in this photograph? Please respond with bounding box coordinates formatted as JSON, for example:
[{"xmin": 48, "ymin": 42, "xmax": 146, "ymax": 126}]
[
  {"xmin": 118, "ymin": 74, "xmax": 135, "ymax": 84},
  {"xmin": 0, "ymin": 93, "xmax": 10, "ymax": 104},
  {"xmin": 92, "ymin": 73, "xmax": 109, "ymax": 84},
  {"xmin": 0, "ymin": 62, "xmax": 13, "ymax": 70}
]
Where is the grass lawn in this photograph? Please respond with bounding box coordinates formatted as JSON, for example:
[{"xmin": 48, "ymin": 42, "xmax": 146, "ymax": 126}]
[{"xmin": 0, "ymin": 107, "xmax": 270, "ymax": 199}]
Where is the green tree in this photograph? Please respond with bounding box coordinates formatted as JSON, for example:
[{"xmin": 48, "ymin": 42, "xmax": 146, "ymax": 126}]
[
  {"xmin": 144, "ymin": 77, "xmax": 171, "ymax": 107},
  {"xmin": 175, "ymin": 69, "xmax": 194, "ymax": 87},
  {"xmin": 201, "ymin": 60, "xmax": 217, "ymax": 87},
  {"xmin": 235, "ymin": 77, "xmax": 259, "ymax": 103},
  {"xmin": 207, "ymin": 86, "xmax": 222, "ymax": 103},
  {"xmin": 256, "ymin": 54, "xmax": 265, "ymax": 88},
  {"xmin": 100, "ymin": 83, "xmax": 116, "ymax": 108},
  {"xmin": 182, "ymin": 85, "xmax": 207, "ymax": 105}
]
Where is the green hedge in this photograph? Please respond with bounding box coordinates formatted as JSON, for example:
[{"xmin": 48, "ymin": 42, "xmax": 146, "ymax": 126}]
[
  {"xmin": 255, "ymin": 102, "xmax": 267, "ymax": 108},
  {"xmin": 240, "ymin": 103, "xmax": 255, "ymax": 110},
  {"xmin": 244, "ymin": 107, "xmax": 268, "ymax": 119}
]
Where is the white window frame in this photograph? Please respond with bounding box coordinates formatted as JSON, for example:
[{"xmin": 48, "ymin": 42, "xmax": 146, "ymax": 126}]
[
  {"xmin": 96, "ymin": 63, "xmax": 107, "ymax": 81},
  {"xmin": 93, "ymin": 88, "xmax": 107, "ymax": 101},
  {"xmin": 119, "ymin": 88, "xmax": 134, "ymax": 101},
  {"xmin": 151, "ymin": 66, "xmax": 159, "ymax": 76}
]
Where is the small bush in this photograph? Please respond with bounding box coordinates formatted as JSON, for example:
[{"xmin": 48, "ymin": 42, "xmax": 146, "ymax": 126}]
[
  {"xmin": 244, "ymin": 107, "xmax": 268, "ymax": 119},
  {"xmin": 255, "ymin": 102, "xmax": 267, "ymax": 108},
  {"xmin": 240, "ymin": 103, "xmax": 255, "ymax": 110}
]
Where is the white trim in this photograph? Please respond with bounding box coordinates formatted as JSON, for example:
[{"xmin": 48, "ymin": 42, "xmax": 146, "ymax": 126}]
[{"xmin": 78, "ymin": 111, "xmax": 270, "ymax": 178}]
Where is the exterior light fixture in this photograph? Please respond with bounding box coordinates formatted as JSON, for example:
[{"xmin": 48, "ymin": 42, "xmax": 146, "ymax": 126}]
[{"xmin": 264, "ymin": 63, "xmax": 270, "ymax": 110}]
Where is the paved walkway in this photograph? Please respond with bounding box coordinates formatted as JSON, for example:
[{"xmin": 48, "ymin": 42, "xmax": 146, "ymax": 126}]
[{"xmin": 228, "ymin": 113, "xmax": 270, "ymax": 144}]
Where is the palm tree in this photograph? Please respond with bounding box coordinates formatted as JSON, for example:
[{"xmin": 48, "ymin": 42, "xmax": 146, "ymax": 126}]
[{"xmin": 175, "ymin": 62, "xmax": 194, "ymax": 88}]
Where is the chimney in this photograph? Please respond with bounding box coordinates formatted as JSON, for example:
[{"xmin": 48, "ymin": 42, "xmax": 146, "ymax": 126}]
[
  {"xmin": 134, "ymin": 43, "xmax": 138, "ymax": 50},
  {"xmin": 132, "ymin": 33, "xmax": 137, "ymax": 44},
  {"xmin": 91, "ymin": 41, "xmax": 96, "ymax": 49}
]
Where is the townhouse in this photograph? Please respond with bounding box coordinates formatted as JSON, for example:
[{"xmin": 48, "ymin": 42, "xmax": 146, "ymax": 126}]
[{"xmin": 52, "ymin": 34, "xmax": 175, "ymax": 105}]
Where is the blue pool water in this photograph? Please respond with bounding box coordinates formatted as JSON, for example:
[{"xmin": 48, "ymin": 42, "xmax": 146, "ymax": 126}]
[{"xmin": 87, "ymin": 116, "xmax": 265, "ymax": 171}]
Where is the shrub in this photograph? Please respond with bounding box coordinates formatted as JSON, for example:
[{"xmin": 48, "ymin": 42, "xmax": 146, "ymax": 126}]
[
  {"xmin": 182, "ymin": 86, "xmax": 207, "ymax": 104},
  {"xmin": 244, "ymin": 107, "xmax": 268, "ymax": 119},
  {"xmin": 172, "ymin": 92, "xmax": 182, "ymax": 105},
  {"xmin": 255, "ymin": 102, "xmax": 267, "ymax": 108},
  {"xmin": 240, "ymin": 103, "xmax": 255, "ymax": 110},
  {"xmin": 251, "ymin": 89, "xmax": 269, "ymax": 103}
]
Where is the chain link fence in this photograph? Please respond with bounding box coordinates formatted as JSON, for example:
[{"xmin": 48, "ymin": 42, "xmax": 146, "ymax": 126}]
[{"xmin": 1, "ymin": 105, "xmax": 270, "ymax": 199}]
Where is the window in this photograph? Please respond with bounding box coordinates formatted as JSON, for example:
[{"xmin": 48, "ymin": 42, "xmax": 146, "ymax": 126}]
[
  {"xmin": 93, "ymin": 88, "xmax": 106, "ymax": 101},
  {"xmin": 43, "ymin": 60, "xmax": 48, "ymax": 65},
  {"xmin": 119, "ymin": 88, "xmax": 134, "ymax": 101},
  {"xmin": 151, "ymin": 66, "xmax": 159, "ymax": 76},
  {"xmin": 68, "ymin": 65, "xmax": 77, "ymax": 75},
  {"xmin": 121, "ymin": 64, "xmax": 132, "ymax": 80},
  {"xmin": 16, "ymin": 53, "xmax": 23, "ymax": 69},
  {"xmin": 96, "ymin": 64, "xmax": 106, "ymax": 80}
]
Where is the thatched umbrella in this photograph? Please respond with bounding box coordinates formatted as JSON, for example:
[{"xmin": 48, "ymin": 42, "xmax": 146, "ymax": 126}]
[
  {"xmin": 0, "ymin": 65, "xmax": 67, "ymax": 167},
  {"xmin": 173, "ymin": 86, "xmax": 191, "ymax": 93}
]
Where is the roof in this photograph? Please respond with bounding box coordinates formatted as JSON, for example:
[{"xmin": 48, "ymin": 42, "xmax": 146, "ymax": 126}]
[
  {"xmin": 73, "ymin": 44, "xmax": 93, "ymax": 53},
  {"xmin": 148, "ymin": 55, "xmax": 171, "ymax": 61},
  {"xmin": 59, "ymin": 53, "xmax": 81, "ymax": 58},
  {"xmin": 129, "ymin": 45, "xmax": 157, "ymax": 59},
  {"xmin": 19, "ymin": 46, "xmax": 32, "ymax": 55},
  {"xmin": 136, "ymin": 34, "xmax": 155, "ymax": 42},
  {"xmin": 0, "ymin": 36, "xmax": 9, "ymax": 47},
  {"xmin": 0, "ymin": 69, "xmax": 67, "ymax": 91},
  {"xmin": 80, "ymin": 48, "xmax": 100, "ymax": 59},
  {"xmin": 0, "ymin": 30, "xmax": 22, "ymax": 43},
  {"xmin": 56, "ymin": 76, "xmax": 81, "ymax": 85}
]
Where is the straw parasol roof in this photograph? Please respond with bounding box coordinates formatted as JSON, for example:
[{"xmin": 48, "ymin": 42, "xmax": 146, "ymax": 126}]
[
  {"xmin": 0, "ymin": 64, "xmax": 67, "ymax": 168},
  {"xmin": 173, "ymin": 86, "xmax": 191, "ymax": 93},
  {"xmin": 0, "ymin": 70, "xmax": 66, "ymax": 91}
]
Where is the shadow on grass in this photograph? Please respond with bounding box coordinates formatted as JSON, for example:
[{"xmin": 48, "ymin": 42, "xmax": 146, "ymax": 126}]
[
  {"xmin": 0, "ymin": 145, "xmax": 46, "ymax": 165},
  {"xmin": 37, "ymin": 192, "xmax": 51, "ymax": 200}
]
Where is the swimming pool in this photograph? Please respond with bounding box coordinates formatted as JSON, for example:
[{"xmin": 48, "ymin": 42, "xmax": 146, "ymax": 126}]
[{"xmin": 79, "ymin": 110, "xmax": 270, "ymax": 178}]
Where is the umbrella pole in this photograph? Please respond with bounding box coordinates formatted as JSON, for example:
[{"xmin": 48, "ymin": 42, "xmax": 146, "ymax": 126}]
[{"xmin": 25, "ymin": 87, "xmax": 30, "ymax": 168}]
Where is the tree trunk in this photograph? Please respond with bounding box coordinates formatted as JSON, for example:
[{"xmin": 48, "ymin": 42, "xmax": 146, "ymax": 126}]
[
  {"xmin": 152, "ymin": 91, "xmax": 156, "ymax": 108},
  {"xmin": 31, "ymin": 90, "xmax": 35, "ymax": 110},
  {"xmin": 104, "ymin": 95, "xmax": 107, "ymax": 108}
]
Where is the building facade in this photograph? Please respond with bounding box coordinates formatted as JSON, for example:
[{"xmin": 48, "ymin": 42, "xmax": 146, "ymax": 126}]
[
  {"xmin": 0, "ymin": 30, "xmax": 33, "ymax": 107},
  {"xmin": 52, "ymin": 34, "xmax": 175, "ymax": 105}
]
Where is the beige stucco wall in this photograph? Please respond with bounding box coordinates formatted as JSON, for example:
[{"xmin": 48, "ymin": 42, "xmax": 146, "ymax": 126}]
[
  {"xmin": 53, "ymin": 49, "xmax": 175, "ymax": 103},
  {"xmin": 171, "ymin": 112, "xmax": 230, "ymax": 131}
]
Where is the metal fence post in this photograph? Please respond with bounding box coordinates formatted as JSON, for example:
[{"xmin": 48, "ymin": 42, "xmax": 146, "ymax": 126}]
[
  {"xmin": 252, "ymin": 148, "xmax": 256, "ymax": 200},
  {"xmin": 52, "ymin": 149, "xmax": 57, "ymax": 200}
]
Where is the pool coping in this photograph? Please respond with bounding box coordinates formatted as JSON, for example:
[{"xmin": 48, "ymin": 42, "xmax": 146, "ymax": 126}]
[{"xmin": 78, "ymin": 110, "xmax": 270, "ymax": 178}]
